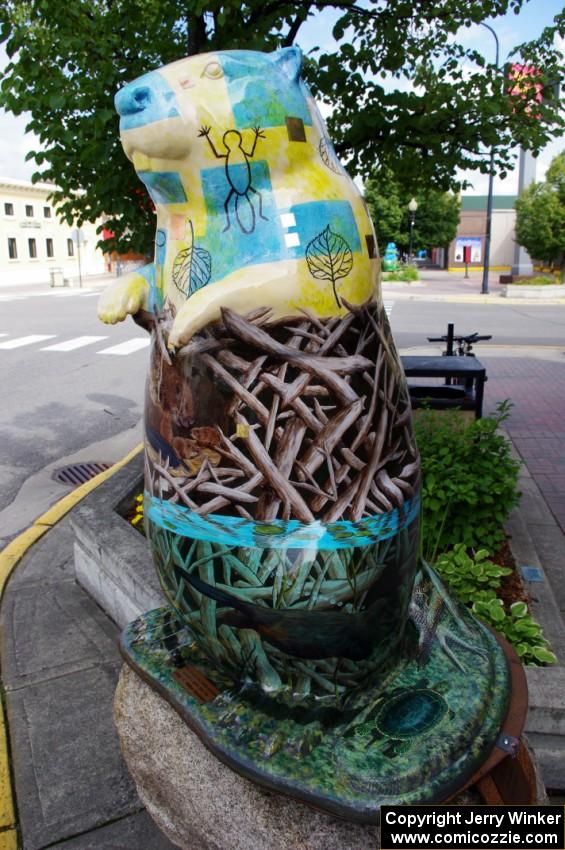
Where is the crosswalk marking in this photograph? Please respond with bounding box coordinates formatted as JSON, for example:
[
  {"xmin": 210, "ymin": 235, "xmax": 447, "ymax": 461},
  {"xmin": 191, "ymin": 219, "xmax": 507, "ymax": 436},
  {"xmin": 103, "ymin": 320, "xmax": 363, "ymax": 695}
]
[
  {"xmin": 98, "ymin": 338, "xmax": 150, "ymax": 356},
  {"xmin": 0, "ymin": 334, "xmax": 56, "ymax": 350},
  {"xmin": 383, "ymin": 301, "xmax": 394, "ymax": 318},
  {"xmin": 41, "ymin": 335, "xmax": 108, "ymax": 352}
]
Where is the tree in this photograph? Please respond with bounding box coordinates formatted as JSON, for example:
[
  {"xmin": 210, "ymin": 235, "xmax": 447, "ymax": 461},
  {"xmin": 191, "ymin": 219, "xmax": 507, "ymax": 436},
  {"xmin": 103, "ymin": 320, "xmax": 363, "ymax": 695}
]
[
  {"xmin": 0, "ymin": 1, "xmax": 563, "ymax": 253},
  {"xmin": 515, "ymin": 151, "xmax": 565, "ymax": 281},
  {"xmin": 365, "ymin": 172, "xmax": 460, "ymax": 255}
]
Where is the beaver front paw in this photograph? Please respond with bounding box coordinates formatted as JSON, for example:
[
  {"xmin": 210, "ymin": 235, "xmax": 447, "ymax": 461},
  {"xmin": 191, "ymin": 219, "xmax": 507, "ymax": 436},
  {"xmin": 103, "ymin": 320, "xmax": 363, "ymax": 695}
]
[{"xmin": 97, "ymin": 275, "xmax": 150, "ymax": 324}]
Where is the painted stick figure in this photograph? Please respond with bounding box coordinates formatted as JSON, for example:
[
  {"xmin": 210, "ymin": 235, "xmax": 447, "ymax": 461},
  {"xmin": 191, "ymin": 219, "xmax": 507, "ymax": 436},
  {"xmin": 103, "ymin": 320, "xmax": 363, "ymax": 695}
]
[{"xmin": 198, "ymin": 126, "xmax": 269, "ymax": 234}]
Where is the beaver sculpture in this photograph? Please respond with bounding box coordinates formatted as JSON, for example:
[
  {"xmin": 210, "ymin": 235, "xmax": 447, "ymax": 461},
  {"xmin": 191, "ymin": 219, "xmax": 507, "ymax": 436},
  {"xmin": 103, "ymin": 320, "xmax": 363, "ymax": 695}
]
[{"xmin": 100, "ymin": 48, "xmax": 512, "ymax": 818}]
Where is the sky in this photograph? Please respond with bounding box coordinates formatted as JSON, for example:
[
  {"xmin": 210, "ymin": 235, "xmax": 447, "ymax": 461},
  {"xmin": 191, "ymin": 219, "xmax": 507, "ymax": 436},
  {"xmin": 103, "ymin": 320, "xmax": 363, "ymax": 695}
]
[{"xmin": 0, "ymin": 0, "xmax": 563, "ymax": 195}]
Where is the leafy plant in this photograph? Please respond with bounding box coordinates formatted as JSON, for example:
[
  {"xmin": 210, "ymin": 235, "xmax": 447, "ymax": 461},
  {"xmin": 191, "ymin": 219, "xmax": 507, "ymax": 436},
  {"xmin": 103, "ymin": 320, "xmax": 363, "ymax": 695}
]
[
  {"xmin": 434, "ymin": 545, "xmax": 556, "ymax": 666},
  {"xmin": 383, "ymin": 264, "xmax": 420, "ymax": 282},
  {"xmin": 515, "ymin": 151, "xmax": 565, "ymax": 283},
  {"xmin": 472, "ymin": 598, "xmax": 557, "ymax": 666},
  {"xmin": 415, "ymin": 400, "xmax": 521, "ymax": 558},
  {"xmin": 434, "ymin": 544, "xmax": 511, "ymax": 605},
  {"xmin": 366, "ymin": 172, "xmax": 461, "ymax": 255},
  {"xmin": 508, "ymin": 275, "xmax": 559, "ymax": 286}
]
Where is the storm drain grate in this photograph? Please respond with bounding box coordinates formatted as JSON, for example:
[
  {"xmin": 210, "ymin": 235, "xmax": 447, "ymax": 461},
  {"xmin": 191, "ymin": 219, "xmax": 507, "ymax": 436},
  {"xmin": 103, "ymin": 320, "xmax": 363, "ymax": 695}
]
[{"xmin": 53, "ymin": 461, "xmax": 111, "ymax": 487}]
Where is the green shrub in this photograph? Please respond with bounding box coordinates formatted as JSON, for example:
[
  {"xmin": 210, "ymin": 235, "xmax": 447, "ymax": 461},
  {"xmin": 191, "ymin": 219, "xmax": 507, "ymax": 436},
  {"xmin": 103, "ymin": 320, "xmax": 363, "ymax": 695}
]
[
  {"xmin": 434, "ymin": 544, "xmax": 511, "ymax": 605},
  {"xmin": 509, "ymin": 275, "xmax": 559, "ymax": 286},
  {"xmin": 433, "ymin": 545, "xmax": 556, "ymax": 665},
  {"xmin": 415, "ymin": 400, "xmax": 521, "ymax": 558},
  {"xmin": 383, "ymin": 264, "xmax": 420, "ymax": 282},
  {"xmin": 472, "ymin": 598, "xmax": 557, "ymax": 665}
]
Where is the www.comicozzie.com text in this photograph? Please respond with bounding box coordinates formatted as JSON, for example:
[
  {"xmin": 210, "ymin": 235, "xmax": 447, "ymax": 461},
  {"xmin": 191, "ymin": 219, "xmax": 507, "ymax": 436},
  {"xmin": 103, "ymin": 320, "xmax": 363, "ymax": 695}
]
[{"xmin": 382, "ymin": 808, "xmax": 563, "ymax": 848}]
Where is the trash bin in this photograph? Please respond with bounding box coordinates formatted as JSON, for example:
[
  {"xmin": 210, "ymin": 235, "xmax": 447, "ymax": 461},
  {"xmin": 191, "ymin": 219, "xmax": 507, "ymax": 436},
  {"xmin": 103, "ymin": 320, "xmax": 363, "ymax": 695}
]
[{"xmin": 49, "ymin": 268, "xmax": 66, "ymax": 287}]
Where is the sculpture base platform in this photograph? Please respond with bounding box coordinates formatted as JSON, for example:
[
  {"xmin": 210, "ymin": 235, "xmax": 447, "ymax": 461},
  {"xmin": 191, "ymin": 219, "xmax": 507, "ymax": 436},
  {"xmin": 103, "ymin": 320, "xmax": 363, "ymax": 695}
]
[
  {"xmin": 114, "ymin": 663, "xmax": 539, "ymax": 850},
  {"xmin": 119, "ymin": 604, "xmax": 516, "ymax": 823}
]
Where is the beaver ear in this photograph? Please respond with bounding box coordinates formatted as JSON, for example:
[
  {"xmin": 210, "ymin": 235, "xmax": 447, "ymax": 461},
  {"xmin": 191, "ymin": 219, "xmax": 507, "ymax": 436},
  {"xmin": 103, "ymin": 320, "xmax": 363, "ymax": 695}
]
[{"xmin": 272, "ymin": 46, "xmax": 303, "ymax": 81}]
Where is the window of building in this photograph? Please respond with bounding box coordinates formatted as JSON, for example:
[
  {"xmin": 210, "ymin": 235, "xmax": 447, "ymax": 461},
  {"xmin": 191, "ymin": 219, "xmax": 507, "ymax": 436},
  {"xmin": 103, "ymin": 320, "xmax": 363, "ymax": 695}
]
[
  {"xmin": 4, "ymin": 202, "xmax": 14, "ymax": 216},
  {"xmin": 46, "ymin": 238, "xmax": 54, "ymax": 258},
  {"xmin": 67, "ymin": 238, "xmax": 74, "ymax": 257},
  {"xmin": 28, "ymin": 238, "xmax": 37, "ymax": 259},
  {"xmin": 25, "ymin": 204, "xmax": 34, "ymax": 217},
  {"xmin": 43, "ymin": 206, "xmax": 51, "ymax": 218},
  {"xmin": 8, "ymin": 238, "xmax": 18, "ymax": 260}
]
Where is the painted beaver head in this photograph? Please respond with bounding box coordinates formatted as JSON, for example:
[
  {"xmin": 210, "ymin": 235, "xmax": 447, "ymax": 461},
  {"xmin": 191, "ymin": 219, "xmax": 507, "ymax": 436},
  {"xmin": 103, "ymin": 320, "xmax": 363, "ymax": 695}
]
[{"xmin": 115, "ymin": 47, "xmax": 309, "ymax": 165}]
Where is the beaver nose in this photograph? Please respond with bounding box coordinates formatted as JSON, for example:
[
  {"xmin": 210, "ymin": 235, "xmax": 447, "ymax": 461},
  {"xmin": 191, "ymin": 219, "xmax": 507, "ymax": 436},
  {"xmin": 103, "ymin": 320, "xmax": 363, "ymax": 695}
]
[{"xmin": 115, "ymin": 85, "xmax": 152, "ymax": 116}]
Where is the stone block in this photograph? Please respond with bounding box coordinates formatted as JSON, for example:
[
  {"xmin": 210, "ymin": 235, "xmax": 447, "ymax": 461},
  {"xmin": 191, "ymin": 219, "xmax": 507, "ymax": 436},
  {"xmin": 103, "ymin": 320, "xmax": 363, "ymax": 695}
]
[
  {"xmin": 114, "ymin": 665, "xmax": 381, "ymax": 850},
  {"xmin": 525, "ymin": 667, "xmax": 565, "ymax": 736},
  {"xmin": 7, "ymin": 664, "xmax": 140, "ymax": 850},
  {"xmin": 525, "ymin": 733, "xmax": 565, "ymax": 793},
  {"xmin": 71, "ymin": 456, "xmax": 163, "ymax": 628}
]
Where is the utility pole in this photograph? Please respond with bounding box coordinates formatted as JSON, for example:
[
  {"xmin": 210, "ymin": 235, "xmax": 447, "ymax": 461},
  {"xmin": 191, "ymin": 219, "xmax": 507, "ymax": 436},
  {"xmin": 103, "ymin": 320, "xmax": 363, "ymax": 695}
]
[{"xmin": 480, "ymin": 22, "xmax": 500, "ymax": 296}]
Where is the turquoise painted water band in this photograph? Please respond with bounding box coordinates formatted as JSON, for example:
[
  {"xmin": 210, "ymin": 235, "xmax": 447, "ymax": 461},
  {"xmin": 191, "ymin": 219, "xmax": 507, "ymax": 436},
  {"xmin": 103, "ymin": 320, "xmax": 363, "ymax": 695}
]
[{"xmin": 144, "ymin": 493, "xmax": 420, "ymax": 550}]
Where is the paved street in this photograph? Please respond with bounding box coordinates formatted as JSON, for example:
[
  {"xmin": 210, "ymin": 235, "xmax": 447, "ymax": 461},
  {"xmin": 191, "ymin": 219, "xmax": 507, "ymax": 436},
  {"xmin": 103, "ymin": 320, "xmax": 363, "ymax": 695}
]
[
  {"xmin": 388, "ymin": 297, "xmax": 565, "ymax": 349},
  {"xmin": 0, "ymin": 284, "xmax": 148, "ymax": 543}
]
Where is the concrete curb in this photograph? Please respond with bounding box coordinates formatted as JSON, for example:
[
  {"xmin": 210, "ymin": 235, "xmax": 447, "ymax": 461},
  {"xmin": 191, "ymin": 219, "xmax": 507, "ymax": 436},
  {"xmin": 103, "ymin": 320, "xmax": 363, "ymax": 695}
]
[
  {"xmin": 0, "ymin": 443, "xmax": 142, "ymax": 849},
  {"xmin": 381, "ymin": 289, "xmax": 565, "ymax": 305}
]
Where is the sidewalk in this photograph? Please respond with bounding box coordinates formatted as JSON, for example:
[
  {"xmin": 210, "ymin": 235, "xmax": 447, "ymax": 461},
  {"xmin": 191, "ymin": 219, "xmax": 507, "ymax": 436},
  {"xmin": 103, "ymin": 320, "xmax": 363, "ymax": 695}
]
[
  {"xmin": 1, "ymin": 348, "xmax": 565, "ymax": 848},
  {"xmin": 383, "ymin": 268, "xmax": 565, "ymax": 304}
]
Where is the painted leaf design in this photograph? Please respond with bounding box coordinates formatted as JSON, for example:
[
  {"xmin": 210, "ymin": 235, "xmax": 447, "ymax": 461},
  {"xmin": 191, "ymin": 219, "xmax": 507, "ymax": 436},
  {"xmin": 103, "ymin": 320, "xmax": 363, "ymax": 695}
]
[
  {"xmin": 172, "ymin": 221, "xmax": 212, "ymax": 297},
  {"xmin": 305, "ymin": 226, "xmax": 353, "ymax": 307},
  {"xmin": 319, "ymin": 136, "xmax": 343, "ymax": 175}
]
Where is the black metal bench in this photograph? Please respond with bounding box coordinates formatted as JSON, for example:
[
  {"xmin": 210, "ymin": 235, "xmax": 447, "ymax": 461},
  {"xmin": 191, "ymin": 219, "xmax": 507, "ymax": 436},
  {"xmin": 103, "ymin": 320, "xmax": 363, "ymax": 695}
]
[{"xmin": 400, "ymin": 355, "xmax": 487, "ymax": 419}]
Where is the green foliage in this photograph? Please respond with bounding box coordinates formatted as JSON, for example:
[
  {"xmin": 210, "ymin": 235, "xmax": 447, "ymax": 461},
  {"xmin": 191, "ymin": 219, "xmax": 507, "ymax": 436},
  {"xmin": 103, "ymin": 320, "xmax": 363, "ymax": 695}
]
[
  {"xmin": 435, "ymin": 544, "xmax": 511, "ymax": 606},
  {"xmin": 515, "ymin": 151, "xmax": 565, "ymax": 282},
  {"xmin": 1, "ymin": 1, "xmax": 564, "ymax": 252},
  {"xmin": 383, "ymin": 263, "xmax": 419, "ymax": 282},
  {"xmin": 472, "ymin": 598, "xmax": 557, "ymax": 666},
  {"xmin": 509, "ymin": 275, "xmax": 560, "ymax": 286},
  {"xmin": 435, "ymin": 545, "xmax": 556, "ymax": 666},
  {"xmin": 365, "ymin": 171, "xmax": 460, "ymax": 253},
  {"xmin": 415, "ymin": 401, "xmax": 521, "ymax": 558}
]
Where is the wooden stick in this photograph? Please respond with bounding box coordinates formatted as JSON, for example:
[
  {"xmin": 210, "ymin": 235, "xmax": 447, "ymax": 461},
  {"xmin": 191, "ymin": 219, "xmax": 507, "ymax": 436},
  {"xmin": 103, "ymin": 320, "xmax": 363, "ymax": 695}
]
[
  {"xmin": 201, "ymin": 353, "xmax": 270, "ymax": 425},
  {"xmin": 236, "ymin": 413, "xmax": 314, "ymax": 523},
  {"xmin": 197, "ymin": 481, "xmax": 259, "ymax": 503},
  {"xmin": 257, "ymin": 416, "xmax": 307, "ymax": 520},
  {"xmin": 196, "ymin": 472, "xmax": 263, "ymax": 515},
  {"xmin": 221, "ymin": 308, "xmax": 369, "ymax": 404},
  {"xmin": 297, "ymin": 397, "xmax": 365, "ymax": 480}
]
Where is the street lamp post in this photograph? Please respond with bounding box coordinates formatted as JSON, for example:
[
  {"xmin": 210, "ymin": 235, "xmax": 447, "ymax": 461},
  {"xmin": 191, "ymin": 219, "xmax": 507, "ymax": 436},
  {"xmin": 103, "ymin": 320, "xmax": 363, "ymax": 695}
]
[
  {"xmin": 408, "ymin": 197, "xmax": 418, "ymax": 262},
  {"xmin": 480, "ymin": 22, "xmax": 500, "ymax": 296}
]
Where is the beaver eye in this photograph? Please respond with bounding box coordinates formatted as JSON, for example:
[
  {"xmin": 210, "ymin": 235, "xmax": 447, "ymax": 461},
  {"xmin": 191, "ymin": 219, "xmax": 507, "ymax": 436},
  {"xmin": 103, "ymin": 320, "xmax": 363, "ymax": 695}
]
[{"xmin": 202, "ymin": 61, "xmax": 224, "ymax": 80}]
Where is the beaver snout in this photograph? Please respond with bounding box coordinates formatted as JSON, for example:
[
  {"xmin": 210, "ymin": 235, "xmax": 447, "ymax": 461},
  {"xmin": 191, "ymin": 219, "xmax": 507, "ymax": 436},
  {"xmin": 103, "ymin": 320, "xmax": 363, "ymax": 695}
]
[{"xmin": 115, "ymin": 85, "xmax": 153, "ymax": 117}]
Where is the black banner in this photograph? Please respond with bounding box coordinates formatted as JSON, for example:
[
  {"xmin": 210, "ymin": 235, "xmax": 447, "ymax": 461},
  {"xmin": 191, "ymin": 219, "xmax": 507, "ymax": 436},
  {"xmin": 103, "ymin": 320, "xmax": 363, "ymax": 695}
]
[{"xmin": 381, "ymin": 806, "xmax": 565, "ymax": 850}]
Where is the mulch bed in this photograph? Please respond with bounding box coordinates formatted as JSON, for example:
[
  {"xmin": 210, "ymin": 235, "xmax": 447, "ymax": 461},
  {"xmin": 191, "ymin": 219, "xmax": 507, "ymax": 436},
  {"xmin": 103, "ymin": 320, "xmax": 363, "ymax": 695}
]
[{"xmin": 493, "ymin": 538, "xmax": 529, "ymax": 608}]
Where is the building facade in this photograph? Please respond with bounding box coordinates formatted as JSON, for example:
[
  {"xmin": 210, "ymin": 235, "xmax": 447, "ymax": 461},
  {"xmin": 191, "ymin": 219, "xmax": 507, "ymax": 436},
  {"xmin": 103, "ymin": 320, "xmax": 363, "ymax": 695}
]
[
  {"xmin": 0, "ymin": 177, "xmax": 107, "ymax": 286},
  {"xmin": 447, "ymin": 195, "xmax": 532, "ymax": 272}
]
